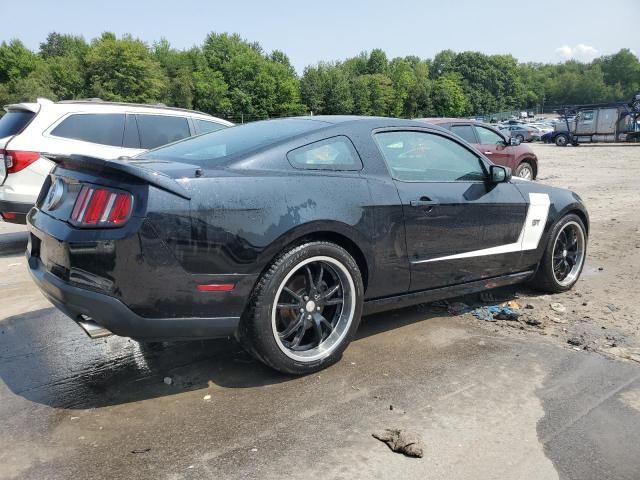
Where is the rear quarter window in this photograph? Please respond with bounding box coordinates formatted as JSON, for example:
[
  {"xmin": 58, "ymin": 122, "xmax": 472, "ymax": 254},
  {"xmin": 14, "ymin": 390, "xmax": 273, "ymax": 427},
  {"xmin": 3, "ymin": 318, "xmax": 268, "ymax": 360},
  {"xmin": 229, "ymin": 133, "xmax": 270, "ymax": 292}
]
[
  {"xmin": 50, "ymin": 113, "xmax": 125, "ymax": 147},
  {"xmin": 0, "ymin": 111, "xmax": 35, "ymax": 138},
  {"xmin": 287, "ymin": 136, "xmax": 362, "ymax": 171}
]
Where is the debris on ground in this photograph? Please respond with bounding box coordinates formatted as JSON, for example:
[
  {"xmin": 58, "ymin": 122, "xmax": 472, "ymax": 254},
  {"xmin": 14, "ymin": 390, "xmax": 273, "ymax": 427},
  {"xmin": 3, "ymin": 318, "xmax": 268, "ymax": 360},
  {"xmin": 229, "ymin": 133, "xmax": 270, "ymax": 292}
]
[
  {"xmin": 548, "ymin": 315, "xmax": 568, "ymax": 324},
  {"xmin": 472, "ymin": 305, "xmax": 520, "ymax": 322},
  {"xmin": 163, "ymin": 377, "xmax": 173, "ymax": 385},
  {"xmin": 525, "ymin": 318, "xmax": 543, "ymax": 327},
  {"xmin": 502, "ymin": 300, "xmax": 521, "ymax": 310},
  {"xmin": 524, "ymin": 303, "xmax": 535, "ymax": 309},
  {"xmin": 447, "ymin": 302, "xmax": 471, "ymax": 315},
  {"xmin": 567, "ymin": 336, "xmax": 584, "ymax": 347},
  {"xmin": 550, "ymin": 302, "xmax": 566, "ymax": 314},
  {"xmin": 372, "ymin": 429, "xmax": 424, "ymax": 458},
  {"xmin": 130, "ymin": 448, "xmax": 151, "ymax": 454}
]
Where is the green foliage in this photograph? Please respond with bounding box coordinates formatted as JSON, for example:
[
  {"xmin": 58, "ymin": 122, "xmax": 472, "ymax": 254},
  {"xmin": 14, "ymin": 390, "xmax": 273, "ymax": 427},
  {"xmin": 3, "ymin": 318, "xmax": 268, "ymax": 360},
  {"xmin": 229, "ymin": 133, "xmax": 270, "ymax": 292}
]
[
  {"xmin": 85, "ymin": 33, "xmax": 168, "ymax": 103},
  {"xmin": 431, "ymin": 74, "xmax": 465, "ymax": 117},
  {"xmin": 0, "ymin": 31, "xmax": 638, "ymax": 120}
]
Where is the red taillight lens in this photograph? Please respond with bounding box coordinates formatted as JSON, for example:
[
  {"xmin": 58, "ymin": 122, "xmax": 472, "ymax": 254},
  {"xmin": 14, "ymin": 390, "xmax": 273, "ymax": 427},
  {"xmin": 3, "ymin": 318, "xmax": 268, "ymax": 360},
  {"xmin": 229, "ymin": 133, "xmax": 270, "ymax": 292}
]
[
  {"xmin": 83, "ymin": 189, "xmax": 111, "ymax": 225},
  {"xmin": 109, "ymin": 194, "xmax": 132, "ymax": 225},
  {"xmin": 70, "ymin": 185, "xmax": 133, "ymax": 227},
  {"xmin": 1, "ymin": 149, "xmax": 40, "ymax": 174}
]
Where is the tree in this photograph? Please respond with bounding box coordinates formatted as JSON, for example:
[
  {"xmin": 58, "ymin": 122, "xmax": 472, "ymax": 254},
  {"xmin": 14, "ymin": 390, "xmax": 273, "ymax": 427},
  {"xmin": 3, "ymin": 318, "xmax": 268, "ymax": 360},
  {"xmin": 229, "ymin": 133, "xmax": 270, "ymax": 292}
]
[
  {"xmin": 431, "ymin": 74, "xmax": 465, "ymax": 117},
  {"xmin": 85, "ymin": 32, "xmax": 168, "ymax": 103},
  {"xmin": 367, "ymin": 49, "xmax": 388, "ymax": 75}
]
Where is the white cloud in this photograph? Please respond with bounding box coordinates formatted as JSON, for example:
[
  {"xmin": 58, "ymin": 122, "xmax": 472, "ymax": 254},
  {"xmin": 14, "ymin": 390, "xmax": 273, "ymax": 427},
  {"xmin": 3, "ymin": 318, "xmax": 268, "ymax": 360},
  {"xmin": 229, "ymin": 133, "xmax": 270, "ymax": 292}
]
[{"xmin": 555, "ymin": 44, "xmax": 599, "ymax": 63}]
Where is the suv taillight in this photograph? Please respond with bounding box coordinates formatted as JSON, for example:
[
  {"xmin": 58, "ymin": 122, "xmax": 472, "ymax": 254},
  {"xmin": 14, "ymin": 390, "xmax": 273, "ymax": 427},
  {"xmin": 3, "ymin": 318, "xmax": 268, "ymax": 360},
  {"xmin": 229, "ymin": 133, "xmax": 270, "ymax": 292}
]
[
  {"xmin": 0, "ymin": 149, "xmax": 40, "ymax": 174},
  {"xmin": 71, "ymin": 185, "xmax": 133, "ymax": 226}
]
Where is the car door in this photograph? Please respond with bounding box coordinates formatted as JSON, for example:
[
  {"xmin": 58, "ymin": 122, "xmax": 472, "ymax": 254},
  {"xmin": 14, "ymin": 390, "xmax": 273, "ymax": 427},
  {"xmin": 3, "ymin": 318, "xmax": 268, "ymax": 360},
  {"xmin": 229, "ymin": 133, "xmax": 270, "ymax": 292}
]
[
  {"xmin": 373, "ymin": 129, "xmax": 528, "ymax": 291},
  {"xmin": 474, "ymin": 124, "xmax": 516, "ymax": 170}
]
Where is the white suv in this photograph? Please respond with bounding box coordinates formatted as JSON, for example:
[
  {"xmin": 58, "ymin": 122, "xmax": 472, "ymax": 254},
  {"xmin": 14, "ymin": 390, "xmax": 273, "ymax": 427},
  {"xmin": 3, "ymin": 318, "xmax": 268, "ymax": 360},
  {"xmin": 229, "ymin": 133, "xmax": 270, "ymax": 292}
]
[{"xmin": 0, "ymin": 98, "xmax": 233, "ymax": 224}]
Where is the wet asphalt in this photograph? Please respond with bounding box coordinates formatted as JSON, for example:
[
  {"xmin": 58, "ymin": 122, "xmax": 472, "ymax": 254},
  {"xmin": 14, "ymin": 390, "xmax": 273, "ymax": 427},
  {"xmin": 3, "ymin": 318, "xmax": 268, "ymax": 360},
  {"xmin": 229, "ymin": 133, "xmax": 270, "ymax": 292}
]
[{"xmin": 1, "ymin": 237, "xmax": 639, "ymax": 479}]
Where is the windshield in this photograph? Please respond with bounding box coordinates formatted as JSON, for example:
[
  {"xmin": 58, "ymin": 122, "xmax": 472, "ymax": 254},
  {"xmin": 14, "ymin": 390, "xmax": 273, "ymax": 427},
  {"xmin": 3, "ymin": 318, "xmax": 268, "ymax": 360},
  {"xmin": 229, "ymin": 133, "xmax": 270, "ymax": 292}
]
[
  {"xmin": 0, "ymin": 110, "xmax": 35, "ymax": 138},
  {"xmin": 138, "ymin": 118, "xmax": 330, "ymax": 166}
]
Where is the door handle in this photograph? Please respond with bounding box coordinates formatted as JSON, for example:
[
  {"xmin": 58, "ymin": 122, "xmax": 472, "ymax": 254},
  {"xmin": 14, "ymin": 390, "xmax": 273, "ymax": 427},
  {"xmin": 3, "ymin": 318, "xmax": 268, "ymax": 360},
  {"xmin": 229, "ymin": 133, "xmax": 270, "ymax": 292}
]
[
  {"xmin": 484, "ymin": 151, "xmax": 493, "ymax": 155},
  {"xmin": 410, "ymin": 196, "xmax": 438, "ymax": 208}
]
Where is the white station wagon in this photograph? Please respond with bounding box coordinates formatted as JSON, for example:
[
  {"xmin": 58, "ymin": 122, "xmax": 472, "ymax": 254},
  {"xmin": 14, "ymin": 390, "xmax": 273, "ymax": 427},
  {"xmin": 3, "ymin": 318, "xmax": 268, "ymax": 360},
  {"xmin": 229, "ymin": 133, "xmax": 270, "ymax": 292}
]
[{"xmin": 0, "ymin": 98, "xmax": 233, "ymax": 223}]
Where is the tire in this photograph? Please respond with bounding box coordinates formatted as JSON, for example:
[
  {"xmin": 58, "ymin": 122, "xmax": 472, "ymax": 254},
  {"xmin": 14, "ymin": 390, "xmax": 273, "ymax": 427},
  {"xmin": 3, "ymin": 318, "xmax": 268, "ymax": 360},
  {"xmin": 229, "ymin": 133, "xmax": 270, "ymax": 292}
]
[
  {"xmin": 514, "ymin": 161, "xmax": 535, "ymax": 180},
  {"xmin": 532, "ymin": 214, "xmax": 587, "ymax": 293},
  {"xmin": 238, "ymin": 241, "xmax": 364, "ymax": 375},
  {"xmin": 555, "ymin": 134, "xmax": 569, "ymax": 147},
  {"xmin": 516, "ymin": 134, "xmax": 525, "ymax": 143}
]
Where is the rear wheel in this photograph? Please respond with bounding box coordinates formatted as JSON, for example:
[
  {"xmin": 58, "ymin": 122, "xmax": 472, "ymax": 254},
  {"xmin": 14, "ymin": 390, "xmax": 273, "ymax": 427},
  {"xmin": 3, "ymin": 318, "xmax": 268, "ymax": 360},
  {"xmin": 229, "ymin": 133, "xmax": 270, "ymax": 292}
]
[
  {"xmin": 514, "ymin": 161, "xmax": 534, "ymax": 180},
  {"xmin": 239, "ymin": 242, "xmax": 363, "ymax": 374},
  {"xmin": 516, "ymin": 134, "xmax": 525, "ymax": 143},
  {"xmin": 532, "ymin": 214, "xmax": 587, "ymax": 292},
  {"xmin": 555, "ymin": 134, "xmax": 569, "ymax": 146}
]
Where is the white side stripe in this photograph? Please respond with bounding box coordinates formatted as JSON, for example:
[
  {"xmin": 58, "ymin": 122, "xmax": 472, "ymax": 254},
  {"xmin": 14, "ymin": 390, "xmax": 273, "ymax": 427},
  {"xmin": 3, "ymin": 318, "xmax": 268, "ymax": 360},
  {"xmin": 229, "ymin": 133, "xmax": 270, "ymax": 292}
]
[{"xmin": 413, "ymin": 193, "xmax": 550, "ymax": 264}]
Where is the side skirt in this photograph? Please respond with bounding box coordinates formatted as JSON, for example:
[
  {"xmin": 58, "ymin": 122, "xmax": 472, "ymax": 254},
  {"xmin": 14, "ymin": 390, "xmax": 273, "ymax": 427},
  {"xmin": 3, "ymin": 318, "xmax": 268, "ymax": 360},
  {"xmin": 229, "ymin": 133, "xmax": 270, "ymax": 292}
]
[{"xmin": 363, "ymin": 270, "xmax": 534, "ymax": 316}]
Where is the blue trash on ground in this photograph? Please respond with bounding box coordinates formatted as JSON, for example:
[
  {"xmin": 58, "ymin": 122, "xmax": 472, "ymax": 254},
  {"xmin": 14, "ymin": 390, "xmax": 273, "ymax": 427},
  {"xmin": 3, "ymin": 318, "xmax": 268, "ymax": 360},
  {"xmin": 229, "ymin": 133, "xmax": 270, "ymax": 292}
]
[{"xmin": 472, "ymin": 305, "xmax": 520, "ymax": 322}]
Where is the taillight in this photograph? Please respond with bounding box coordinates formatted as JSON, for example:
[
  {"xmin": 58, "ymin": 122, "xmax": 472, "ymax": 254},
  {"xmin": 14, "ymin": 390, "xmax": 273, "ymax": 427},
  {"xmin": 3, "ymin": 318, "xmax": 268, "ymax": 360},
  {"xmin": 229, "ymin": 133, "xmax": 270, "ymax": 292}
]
[
  {"xmin": 70, "ymin": 185, "xmax": 133, "ymax": 227},
  {"xmin": 0, "ymin": 149, "xmax": 40, "ymax": 174}
]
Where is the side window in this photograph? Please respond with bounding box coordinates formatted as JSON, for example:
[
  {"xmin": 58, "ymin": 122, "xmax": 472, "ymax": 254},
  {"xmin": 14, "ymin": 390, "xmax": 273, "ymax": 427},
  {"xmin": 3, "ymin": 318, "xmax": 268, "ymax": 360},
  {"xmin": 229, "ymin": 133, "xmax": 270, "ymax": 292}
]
[
  {"xmin": 582, "ymin": 111, "xmax": 594, "ymax": 121},
  {"xmin": 450, "ymin": 124, "xmax": 477, "ymax": 144},
  {"xmin": 475, "ymin": 126, "xmax": 504, "ymax": 145},
  {"xmin": 122, "ymin": 114, "xmax": 140, "ymax": 149},
  {"xmin": 50, "ymin": 114, "xmax": 125, "ymax": 147},
  {"xmin": 288, "ymin": 136, "xmax": 362, "ymax": 171},
  {"xmin": 374, "ymin": 131, "xmax": 486, "ymax": 182},
  {"xmin": 136, "ymin": 115, "xmax": 191, "ymax": 150},
  {"xmin": 195, "ymin": 119, "xmax": 227, "ymax": 134}
]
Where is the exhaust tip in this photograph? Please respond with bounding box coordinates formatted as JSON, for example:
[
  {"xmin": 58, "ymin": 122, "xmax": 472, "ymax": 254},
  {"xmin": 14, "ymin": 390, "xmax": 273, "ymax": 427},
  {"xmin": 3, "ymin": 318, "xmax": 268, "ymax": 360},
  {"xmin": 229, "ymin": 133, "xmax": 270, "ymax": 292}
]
[{"xmin": 77, "ymin": 315, "xmax": 112, "ymax": 339}]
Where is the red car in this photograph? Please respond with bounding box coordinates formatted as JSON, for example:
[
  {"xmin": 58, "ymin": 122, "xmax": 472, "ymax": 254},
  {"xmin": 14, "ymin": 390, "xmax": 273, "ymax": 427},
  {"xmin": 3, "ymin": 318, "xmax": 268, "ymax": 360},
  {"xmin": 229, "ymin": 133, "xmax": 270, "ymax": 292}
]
[{"xmin": 419, "ymin": 119, "xmax": 538, "ymax": 180}]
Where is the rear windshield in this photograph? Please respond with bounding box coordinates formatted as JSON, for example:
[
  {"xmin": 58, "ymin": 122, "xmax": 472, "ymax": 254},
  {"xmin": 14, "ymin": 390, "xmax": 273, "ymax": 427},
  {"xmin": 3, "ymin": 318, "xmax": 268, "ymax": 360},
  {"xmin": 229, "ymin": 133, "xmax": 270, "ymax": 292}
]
[
  {"xmin": 0, "ymin": 110, "xmax": 35, "ymax": 138},
  {"xmin": 138, "ymin": 118, "xmax": 329, "ymax": 166}
]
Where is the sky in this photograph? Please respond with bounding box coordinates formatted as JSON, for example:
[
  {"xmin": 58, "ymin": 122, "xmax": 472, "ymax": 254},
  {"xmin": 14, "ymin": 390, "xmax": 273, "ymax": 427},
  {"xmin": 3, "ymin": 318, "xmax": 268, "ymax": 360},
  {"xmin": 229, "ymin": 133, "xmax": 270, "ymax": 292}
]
[{"xmin": 2, "ymin": 0, "xmax": 638, "ymax": 74}]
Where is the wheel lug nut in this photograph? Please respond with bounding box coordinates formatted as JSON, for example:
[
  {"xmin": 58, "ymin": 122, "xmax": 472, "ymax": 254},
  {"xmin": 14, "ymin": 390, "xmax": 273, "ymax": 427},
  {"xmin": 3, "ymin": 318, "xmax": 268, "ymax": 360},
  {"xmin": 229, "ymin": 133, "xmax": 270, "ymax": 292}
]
[{"xmin": 304, "ymin": 296, "xmax": 309, "ymax": 301}]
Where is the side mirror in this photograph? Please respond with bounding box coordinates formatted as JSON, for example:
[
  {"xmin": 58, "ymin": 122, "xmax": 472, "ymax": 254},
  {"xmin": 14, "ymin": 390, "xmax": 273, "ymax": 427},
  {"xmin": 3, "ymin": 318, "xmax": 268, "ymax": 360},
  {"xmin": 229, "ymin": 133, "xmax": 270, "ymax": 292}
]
[
  {"xmin": 509, "ymin": 137, "xmax": 521, "ymax": 146},
  {"xmin": 490, "ymin": 165, "xmax": 511, "ymax": 183}
]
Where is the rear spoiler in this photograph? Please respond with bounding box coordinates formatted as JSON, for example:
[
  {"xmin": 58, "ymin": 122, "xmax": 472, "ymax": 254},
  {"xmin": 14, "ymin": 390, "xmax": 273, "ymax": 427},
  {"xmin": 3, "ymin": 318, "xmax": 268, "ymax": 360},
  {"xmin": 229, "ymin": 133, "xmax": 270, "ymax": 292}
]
[{"xmin": 43, "ymin": 154, "xmax": 191, "ymax": 200}]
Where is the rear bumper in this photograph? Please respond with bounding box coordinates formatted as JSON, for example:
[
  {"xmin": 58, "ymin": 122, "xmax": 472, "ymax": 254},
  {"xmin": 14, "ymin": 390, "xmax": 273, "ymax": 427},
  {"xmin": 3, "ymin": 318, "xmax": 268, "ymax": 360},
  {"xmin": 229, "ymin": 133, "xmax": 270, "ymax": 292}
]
[
  {"xmin": 0, "ymin": 200, "xmax": 31, "ymax": 223},
  {"xmin": 27, "ymin": 253, "xmax": 240, "ymax": 341}
]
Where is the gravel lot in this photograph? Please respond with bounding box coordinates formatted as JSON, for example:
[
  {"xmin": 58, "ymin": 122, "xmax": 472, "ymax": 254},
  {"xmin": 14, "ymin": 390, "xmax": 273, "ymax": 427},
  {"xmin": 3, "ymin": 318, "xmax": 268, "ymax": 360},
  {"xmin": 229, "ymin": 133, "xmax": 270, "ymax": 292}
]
[{"xmin": 0, "ymin": 144, "xmax": 639, "ymax": 479}]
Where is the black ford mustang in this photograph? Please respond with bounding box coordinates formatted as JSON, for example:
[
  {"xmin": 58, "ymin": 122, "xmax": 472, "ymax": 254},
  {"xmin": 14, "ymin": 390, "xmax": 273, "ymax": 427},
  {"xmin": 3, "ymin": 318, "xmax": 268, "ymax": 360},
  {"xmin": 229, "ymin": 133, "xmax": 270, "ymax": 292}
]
[{"xmin": 26, "ymin": 116, "xmax": 588, "ymax": 374}]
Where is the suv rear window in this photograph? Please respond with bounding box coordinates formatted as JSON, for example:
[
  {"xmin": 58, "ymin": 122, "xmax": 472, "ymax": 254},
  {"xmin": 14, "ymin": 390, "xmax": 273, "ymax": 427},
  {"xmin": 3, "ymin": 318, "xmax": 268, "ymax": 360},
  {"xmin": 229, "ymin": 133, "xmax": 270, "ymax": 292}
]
[
  {"xmin": 0, "ymin": 110, "xmax": 35, "ymax": 138},
  {"xmin": 136, "ymin": 115, "xmax": 191, "ymax": 149},
  {"xmin": 51, "ymin": 114, "xmax": 125, "ymax": 147}
]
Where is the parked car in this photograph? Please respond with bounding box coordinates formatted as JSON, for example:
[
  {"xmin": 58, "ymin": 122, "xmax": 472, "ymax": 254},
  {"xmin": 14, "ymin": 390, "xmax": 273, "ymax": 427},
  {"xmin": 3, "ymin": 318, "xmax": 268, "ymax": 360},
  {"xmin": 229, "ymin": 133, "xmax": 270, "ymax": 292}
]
[
  {"xmin": 419, "ymin": 118, "xmax": 538, "ymax": 179},
  {"xmin": 499, "ymin": 124, "xmax": 536, "ymax": 143},
  {"xmin": 0, "ymin": 98, "xmax": 233, "ymax": 223},
  {"xmin": 27, "ymin": 116, "xmax": 589, "ymax": 374}
]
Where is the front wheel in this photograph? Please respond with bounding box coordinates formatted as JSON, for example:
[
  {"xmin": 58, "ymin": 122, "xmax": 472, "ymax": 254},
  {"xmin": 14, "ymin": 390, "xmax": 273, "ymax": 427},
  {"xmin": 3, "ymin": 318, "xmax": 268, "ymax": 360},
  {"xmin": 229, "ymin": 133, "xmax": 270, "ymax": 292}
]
[
  {"xmin": 239, "ymin": 242, "xmax": 364, "ymax": 374},
  {"xmin": 516, "ymin": 134, "xmax": 525, "ymax": 143},
  {"xmin": 532, "ymin": 214, "xmax": 587, "ymax": 293}
]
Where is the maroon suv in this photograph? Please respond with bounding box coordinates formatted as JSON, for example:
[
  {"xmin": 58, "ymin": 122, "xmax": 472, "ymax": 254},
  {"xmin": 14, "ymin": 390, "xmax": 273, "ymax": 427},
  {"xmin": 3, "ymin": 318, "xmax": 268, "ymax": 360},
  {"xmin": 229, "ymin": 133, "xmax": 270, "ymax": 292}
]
[{"xmin": 419, "ymin": 118, "xmax": 538, "ymax": 179}]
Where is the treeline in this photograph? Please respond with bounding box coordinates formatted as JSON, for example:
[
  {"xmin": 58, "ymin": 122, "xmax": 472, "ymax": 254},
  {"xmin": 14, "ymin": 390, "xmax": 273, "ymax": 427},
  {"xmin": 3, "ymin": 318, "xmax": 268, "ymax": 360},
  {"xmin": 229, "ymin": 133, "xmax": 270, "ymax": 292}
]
[{"xmin": 1, "ymin": 32, "xmax": 639, "ymax": 120}]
